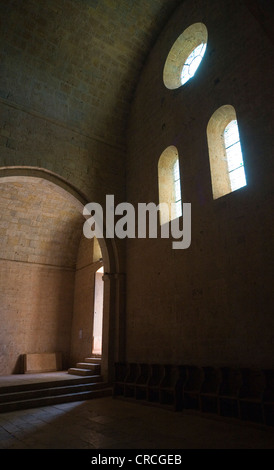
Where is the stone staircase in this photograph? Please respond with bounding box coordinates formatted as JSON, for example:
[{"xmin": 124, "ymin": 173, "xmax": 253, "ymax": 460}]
[
  {"xmin": 68, "ymin": 356, "xmax": 101, "ymax": 377},
  {"xmin": 0, "ymin": 357, "xmax": 112, "ymax": 413}
]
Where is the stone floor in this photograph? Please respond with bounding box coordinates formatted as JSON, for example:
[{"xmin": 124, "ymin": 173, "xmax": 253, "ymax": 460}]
[
  {"xmin": 1, "ymin": 395, "xmax": 274, "ymax": 450},
  {"xmin": 0, "ymin": 371, "xmax": 87, "ymax": 388}
]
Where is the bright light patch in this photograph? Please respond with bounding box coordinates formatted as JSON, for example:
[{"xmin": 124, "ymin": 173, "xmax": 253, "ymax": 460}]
[
  {"xmin": 173, "ymin": 159, "xmax": 182, "ymax": 218},
  {"xmin": 224, "ymin": 120, "xmax": 247, "ymax": 191},
  {"xmin": 181, "ymin": 42, "xmax": 207, "ymax": 85}
]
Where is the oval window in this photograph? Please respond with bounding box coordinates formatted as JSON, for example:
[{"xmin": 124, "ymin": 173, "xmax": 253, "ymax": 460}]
[
  {"xmin": 181, "ymin": 42, "xmax": 207, "ymax": 85},
  {"xmin": 163, "ymin": 23, "xmax": 208, "ymax": 90}
]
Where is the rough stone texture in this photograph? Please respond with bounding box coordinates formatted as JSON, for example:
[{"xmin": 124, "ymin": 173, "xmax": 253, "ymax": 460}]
[
  {"xmin": 0, "ymin": 0, "xmax": 273, "ymax": 379},
  {"xmin": 0, "ymin": 0, "xmax": 181, "ymax": 145},
  {"xmin": 0, "ymin": 0, "xmax": 181, "ymax": 205},
  {"xmin": 0, "ymin": 179, "xmax": 83, "ymax": 374},
  {"xmin": 0, "ymin": 180, "xmax": 83, "ymax": 265},
  {"xmin": 126, "ymin": 0, "xmax": 274, "ymax": 368},
  {"xmin": 0, "ymin": 259, "xmax": 75, "ymax": 374},
  {"xmin": 0, "ymin": 101, "xmax": 126, "ymax": 205}
]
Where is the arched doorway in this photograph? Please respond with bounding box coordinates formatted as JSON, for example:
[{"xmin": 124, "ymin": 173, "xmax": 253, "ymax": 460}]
[{"xmin": 0, "ymin": 167, "xmax": 124, "ymax": 381}]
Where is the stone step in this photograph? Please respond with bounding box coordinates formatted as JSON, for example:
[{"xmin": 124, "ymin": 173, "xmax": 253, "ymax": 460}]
[
  {"xmin": 0, "ymin": 387, "xmax": 112, "ymax": 413},
  {"xmin": 84, "ymin": 357, "xmax": 101, "ymax": 364},
  {"xmin": 76, "ymin": 362, "xmax": 100, "ymax": 371},
  {"xmin": 0, "ymin": 380, "xmax": 105, "ymax": 404},
  {"xmin": 0, "ymin": 374, "xmax": 112, "ymax": 413},
  {"xmin": 0, "ymin": 375, "xmax": 101, "ymax": 395},
  {"xmin": 68, "ymin": 368, "xmax": 99, "ymax": 376}
]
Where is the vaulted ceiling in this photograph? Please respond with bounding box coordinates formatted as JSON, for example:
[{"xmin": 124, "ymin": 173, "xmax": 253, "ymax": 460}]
[{"xmin": 0, "ymin": 0, "xmax": 182, "ymax": 148}]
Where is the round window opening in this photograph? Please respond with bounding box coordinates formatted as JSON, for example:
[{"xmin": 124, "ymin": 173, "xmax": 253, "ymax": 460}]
[{"xmin": 163, "ymin": 23, "xmax": 208, "ymax": 90}]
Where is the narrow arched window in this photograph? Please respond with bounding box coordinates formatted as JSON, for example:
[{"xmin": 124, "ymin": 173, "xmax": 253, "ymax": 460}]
[
  {"xmin": 173, "ymin": 158, "xmax": 182, "ymax": 218},
  {"xmin": 158, "ymin": 146, "xmax": 182, "ymax": 225},
  {"xmin": 207, "ymin": 105, "xmax": 247, "ymax": 199},
  {"xmin": 223, "ymin": 119, "xmax": 247, "ymax": 192}
]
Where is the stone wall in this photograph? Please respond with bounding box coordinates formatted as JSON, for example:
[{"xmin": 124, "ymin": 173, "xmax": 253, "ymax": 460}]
[
  {"xmin": 0, "ymin": 100, "xmax": 125, "ymax": 206},
  {"xmin": 0, "ymin": 260, "xmax": 75, "ymax": 374},
  {"xmin": 0, "ymin": 0, "xmax": 129, "ymax": 376},
  {"xmin": 126, "ymin": 0, "xmax": 274, "ymax": 368},
  {"xmin": 0, "ymin": 179, "xmax": 83, "ymax": 375}
]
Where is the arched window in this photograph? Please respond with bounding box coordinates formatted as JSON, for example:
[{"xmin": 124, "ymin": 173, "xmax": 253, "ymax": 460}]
[
  {"xmin": 223, "ymin": 119, "xmax": 247, "ymax": 192},
  {"xmin": 163, "ymin": 23, "xmax": 208, "ymax": 90},
  {"xmin": 158, "ymin": 146, "xmax": 182, "ymax": 225},
  {"xmin": 173, "ymin": 158, "xmax": 182, "ymax": 218},
  {"xmin": 207, "ymin": 105, "xmax": 247, "ymax": 199}
]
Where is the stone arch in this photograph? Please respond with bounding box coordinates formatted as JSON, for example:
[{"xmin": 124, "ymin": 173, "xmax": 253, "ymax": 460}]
[
  {"xmin": 158, "ymin": 146, "xmax": 182, "ymax": 225},
  {"xmin": 0, "ymin": 166, "xmax": 124, "ymax": 380},
  {"xmin": 207, "ymin": 105, "xmax": 237, "ymax": 200}
]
